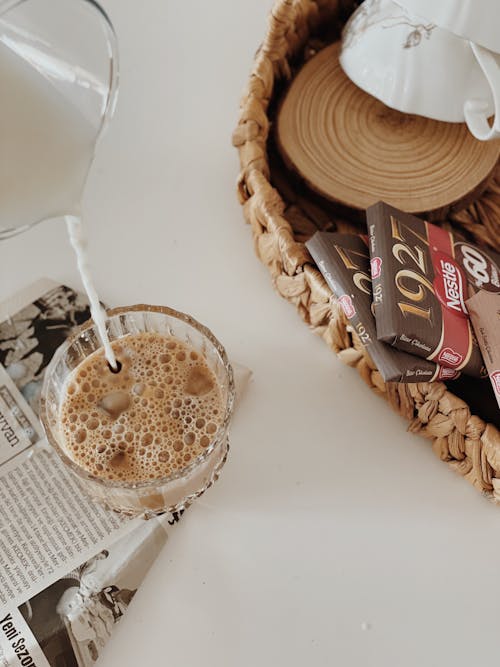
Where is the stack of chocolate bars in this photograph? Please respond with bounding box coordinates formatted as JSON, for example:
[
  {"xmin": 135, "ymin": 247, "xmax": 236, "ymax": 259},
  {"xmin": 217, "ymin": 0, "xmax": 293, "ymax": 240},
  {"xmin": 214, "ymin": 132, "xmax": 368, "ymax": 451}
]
[{"xmin": 306, "ymin": 202, "xmax": 500, "ymax": 420}]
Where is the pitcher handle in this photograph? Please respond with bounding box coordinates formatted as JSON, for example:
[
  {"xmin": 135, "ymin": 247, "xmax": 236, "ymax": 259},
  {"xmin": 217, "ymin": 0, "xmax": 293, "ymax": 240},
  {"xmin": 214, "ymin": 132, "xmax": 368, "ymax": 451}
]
[{"xmin": 464, "ymin": 42, "xmax": 500, "ymax": 141}]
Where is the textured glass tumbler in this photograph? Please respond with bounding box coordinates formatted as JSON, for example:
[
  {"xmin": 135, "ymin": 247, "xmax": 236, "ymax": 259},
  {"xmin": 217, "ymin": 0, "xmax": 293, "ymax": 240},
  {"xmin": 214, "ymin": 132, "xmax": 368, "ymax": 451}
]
[{"xmin": 40, "ymin": 305, "xmax": 235, "ymax": 517}]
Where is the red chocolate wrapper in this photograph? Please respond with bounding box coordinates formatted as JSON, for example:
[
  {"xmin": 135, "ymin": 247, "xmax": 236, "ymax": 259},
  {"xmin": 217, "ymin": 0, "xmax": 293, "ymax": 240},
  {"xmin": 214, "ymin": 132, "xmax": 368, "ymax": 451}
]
[
  {"xmin": 306, "ymin": 232, "xmax": 457, "ymax": 383},
  {"xmin": 367, "ymin": 202, "xmax": 500, "ymax": 378}
]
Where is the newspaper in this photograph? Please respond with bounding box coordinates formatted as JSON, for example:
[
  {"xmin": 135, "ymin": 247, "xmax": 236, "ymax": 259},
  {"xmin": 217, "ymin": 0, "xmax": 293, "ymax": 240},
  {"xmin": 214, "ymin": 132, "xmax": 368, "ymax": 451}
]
[{"xmin": 0, "ymin": 280, "xmax": 183, "ymax": 667}]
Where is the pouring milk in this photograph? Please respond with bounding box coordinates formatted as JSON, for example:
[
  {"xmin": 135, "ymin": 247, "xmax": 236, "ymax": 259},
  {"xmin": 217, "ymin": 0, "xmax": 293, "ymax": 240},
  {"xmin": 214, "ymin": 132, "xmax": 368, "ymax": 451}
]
[{"xmin": 0, "ymin": 27, "xmax": 117, "ymax": 368}]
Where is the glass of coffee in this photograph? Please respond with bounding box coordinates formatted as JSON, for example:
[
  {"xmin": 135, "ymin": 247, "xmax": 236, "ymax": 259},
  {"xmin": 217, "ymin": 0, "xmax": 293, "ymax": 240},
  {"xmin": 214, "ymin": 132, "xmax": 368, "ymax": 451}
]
[{"xmin": 40, "ymin": 305, "xmax": 235, "ymax": 517}]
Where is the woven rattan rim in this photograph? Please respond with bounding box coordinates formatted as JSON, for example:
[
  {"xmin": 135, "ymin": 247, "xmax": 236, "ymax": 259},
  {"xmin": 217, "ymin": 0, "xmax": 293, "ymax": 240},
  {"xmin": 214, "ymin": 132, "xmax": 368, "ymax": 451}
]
[{"xmin": 233, "ymin": 0, "xmax": 500, "ymax": 500}]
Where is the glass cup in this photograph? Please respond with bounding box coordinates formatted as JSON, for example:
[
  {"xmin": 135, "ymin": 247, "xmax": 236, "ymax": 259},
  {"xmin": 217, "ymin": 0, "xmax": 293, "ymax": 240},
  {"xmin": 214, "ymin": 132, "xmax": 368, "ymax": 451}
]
[
  {"xmin": 40, "ymin": 305, "xmax": 235, "ymax": 517},
  {"xmin": 0, "ymin": 0, "xmax": 119, "ymax": 239}
]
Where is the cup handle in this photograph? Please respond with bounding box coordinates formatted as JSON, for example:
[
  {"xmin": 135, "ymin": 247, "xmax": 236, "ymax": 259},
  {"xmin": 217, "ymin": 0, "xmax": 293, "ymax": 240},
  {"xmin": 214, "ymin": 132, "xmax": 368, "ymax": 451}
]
[{"xmin": 464, "ymin": 42, "xmax": 500, "ymax": 141}]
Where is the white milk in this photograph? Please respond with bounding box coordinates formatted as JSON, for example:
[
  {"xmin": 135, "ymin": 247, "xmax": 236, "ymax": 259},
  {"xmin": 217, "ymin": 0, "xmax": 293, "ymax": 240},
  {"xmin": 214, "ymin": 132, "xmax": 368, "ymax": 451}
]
[
  {"xmin": 0, "ymin": 38, "xmax": 95, "ymax": 231},
  {"xmin": 0, "ymin": 36, "xmax": 117, "ymax": 368},
  {"xmin": 66, "ymin": 216, "xmax": 116, "ymax": 369}
]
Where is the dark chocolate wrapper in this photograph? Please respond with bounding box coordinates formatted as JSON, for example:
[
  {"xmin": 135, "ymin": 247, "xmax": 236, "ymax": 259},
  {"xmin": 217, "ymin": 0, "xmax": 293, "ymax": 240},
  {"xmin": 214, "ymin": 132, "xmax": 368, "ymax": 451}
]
[
  {"xmin": 306, "ymin": 232, "xmax": 456, "ymax": 383},
  {"xmin": 367, "ymin": 202, "xmax": 499, "ymax": 378}
]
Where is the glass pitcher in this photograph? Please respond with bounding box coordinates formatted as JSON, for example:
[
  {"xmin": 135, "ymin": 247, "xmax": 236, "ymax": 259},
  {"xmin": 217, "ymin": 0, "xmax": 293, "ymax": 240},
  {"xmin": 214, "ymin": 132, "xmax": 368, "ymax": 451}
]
[{"xmin": 0, "ymin": 0, "xmax": 118, "ymax": 240}]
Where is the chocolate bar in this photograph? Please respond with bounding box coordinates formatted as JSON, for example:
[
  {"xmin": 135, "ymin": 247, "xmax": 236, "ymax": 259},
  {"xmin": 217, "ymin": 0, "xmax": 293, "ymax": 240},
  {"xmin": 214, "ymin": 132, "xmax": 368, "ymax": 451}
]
[
  {"xmin": 467, "ymin": 290, "xmax": 500, "ymax": 410},
  {"xmin": 367, "ymin": 202, "xmax": 500, "ymax": 378},
  {"xmin": 306, "ymin": 232, "xmax": 457, "ymax": 383}
]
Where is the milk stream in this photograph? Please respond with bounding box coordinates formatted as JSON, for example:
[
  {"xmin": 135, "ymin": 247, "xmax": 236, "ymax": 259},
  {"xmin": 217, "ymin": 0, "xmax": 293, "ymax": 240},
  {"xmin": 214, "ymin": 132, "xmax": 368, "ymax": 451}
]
[
  {"xmin": 65, "ymin": 216, "xmax": 117, "ymax": 369},
  {"xmin": 0, "ymin": 32, "xmax": 116, "ymax": 368}
]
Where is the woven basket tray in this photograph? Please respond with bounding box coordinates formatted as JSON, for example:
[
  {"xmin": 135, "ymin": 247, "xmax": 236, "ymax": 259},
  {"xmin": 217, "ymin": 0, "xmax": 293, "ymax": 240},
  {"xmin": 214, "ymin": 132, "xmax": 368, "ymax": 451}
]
[{"xmin": 232, "ymin": 0, "xmax": 500, "ymax": 500}]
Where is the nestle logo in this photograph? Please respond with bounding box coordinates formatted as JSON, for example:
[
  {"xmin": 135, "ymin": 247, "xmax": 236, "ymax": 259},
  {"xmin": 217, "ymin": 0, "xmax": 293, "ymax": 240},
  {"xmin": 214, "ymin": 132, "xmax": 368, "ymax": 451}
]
[
  {"xmin": 433, "ymin": 253, "xmax": 468, "ymax": 318},
  {"xmin": 370, "ymin": 257, "xmax": 382, "ymax": 280},
  {"xmin": 441, "ymin": 259, "xmax": 467, "ymax": 313},
  {"xmin": 438, "ymin": 367, "xmax": 459, "ymax": 380},
  {"xmin": 438, "ymin": 347, "xmax": 463, "ymax": 367},
  {"xmin": 338, "ymin": 294, "xmax": 356, "ymax": 319},
  {"xmin": 492, "ymin": 371, "xmax": 500, "ymax": 395}
]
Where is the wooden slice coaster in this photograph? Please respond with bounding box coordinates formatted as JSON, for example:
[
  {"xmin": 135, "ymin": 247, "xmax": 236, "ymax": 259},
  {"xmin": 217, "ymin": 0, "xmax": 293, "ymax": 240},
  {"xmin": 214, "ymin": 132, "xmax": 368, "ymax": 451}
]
[{"xmin": 276, "ymin": 42, "xmax": 500, "ymax": 219}]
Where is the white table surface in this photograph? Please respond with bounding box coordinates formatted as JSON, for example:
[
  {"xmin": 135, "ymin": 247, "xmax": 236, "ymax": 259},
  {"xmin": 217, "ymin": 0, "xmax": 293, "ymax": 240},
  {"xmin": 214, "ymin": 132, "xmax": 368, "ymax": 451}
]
[{"xmin": 2, "ymin": 2, "xmax": 500, "ymax": 665}]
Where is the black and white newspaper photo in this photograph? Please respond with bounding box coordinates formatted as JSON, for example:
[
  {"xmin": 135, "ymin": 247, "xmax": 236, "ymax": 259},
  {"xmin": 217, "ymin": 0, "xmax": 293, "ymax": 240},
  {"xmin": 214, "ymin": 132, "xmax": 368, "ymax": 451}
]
[{"xmin": 0, "ymin": 281, "xmax": 93, "ymax": 414}]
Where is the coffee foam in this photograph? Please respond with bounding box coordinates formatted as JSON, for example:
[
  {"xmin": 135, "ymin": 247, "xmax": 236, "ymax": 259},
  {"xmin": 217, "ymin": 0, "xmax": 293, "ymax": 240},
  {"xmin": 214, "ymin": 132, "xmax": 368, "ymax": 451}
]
[{"xmin": 59, "ymin": 332, "xmax": 223, "ymax": 483}]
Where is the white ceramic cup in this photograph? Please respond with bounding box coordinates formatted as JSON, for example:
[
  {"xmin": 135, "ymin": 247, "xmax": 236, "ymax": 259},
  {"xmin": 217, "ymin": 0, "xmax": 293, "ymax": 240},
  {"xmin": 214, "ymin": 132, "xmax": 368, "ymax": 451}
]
[
  {"xmin": 340, "ymin": 0, "xmax": 500, "ymax": 140},
  {"xmin": 393, "ymin": 0, "xmax": 500, "ymax": 53}
]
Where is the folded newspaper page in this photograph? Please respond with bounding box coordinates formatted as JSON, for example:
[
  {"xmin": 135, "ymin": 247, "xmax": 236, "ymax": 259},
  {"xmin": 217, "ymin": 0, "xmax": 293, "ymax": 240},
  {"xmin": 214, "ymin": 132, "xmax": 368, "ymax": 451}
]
[{"xmin": 0, "ymin": 280, "xmax": 182, "ymax": 667}]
